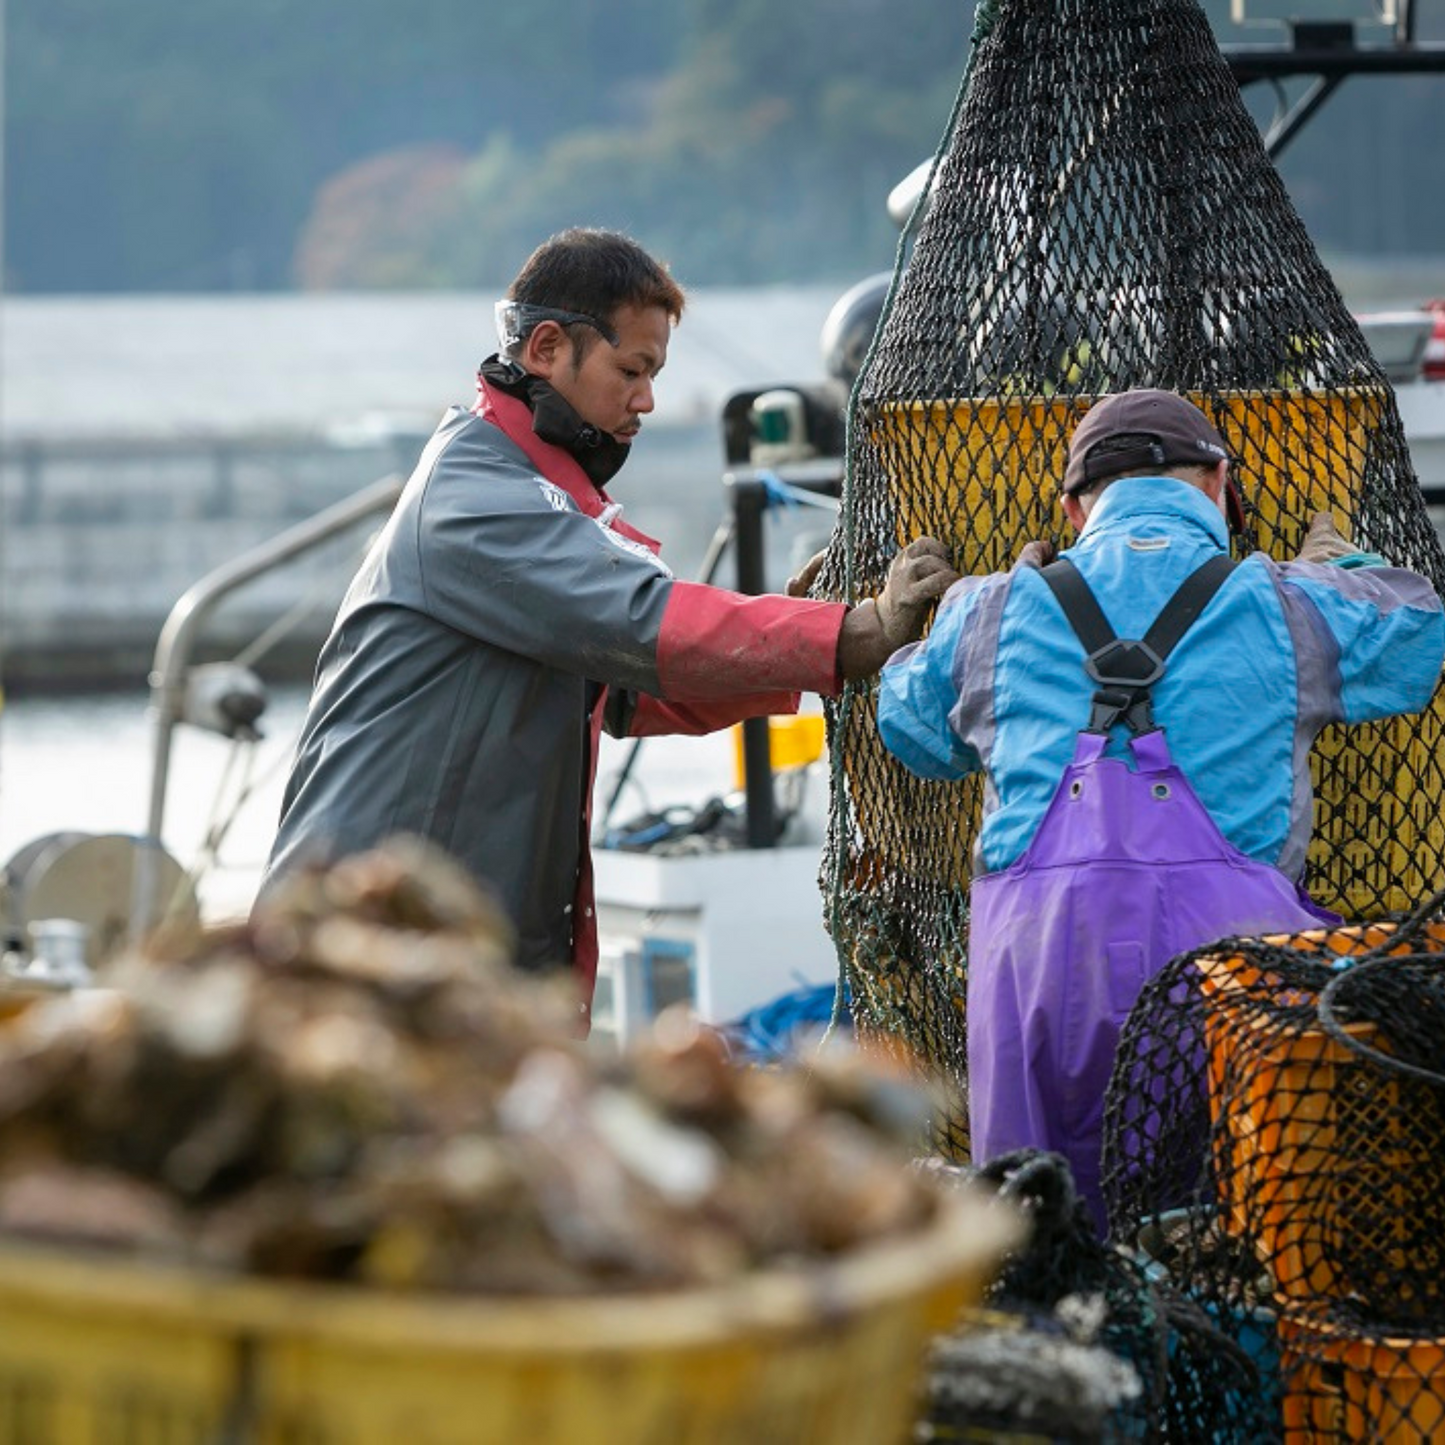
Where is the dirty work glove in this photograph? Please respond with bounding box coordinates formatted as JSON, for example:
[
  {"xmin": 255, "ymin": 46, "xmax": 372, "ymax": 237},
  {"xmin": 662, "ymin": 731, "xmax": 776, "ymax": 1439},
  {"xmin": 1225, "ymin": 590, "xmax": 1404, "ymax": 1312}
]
[
  {"xmin": 837, "ymin": 537, "xmax": 959, "ymax": 681},
  {"xmin": 786, "ymin": 547, "xmax": 829, "ymax": 598},
  {"xmin": 1015, "ymin": 537, "xmax": 1057, "ymax": 570},
  {"xmin": 1295, "ymin": 512, "xmax": 1359, "ymax": 564}
]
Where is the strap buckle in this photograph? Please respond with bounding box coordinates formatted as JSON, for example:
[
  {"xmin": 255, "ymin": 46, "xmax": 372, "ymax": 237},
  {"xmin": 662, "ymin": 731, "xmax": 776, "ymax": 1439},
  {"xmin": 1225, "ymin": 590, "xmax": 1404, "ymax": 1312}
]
[
  {"xmin": 1083, "ymin": 638, "xmax": 1165, "ymax": 691},
  {"xmin": 1038, "ymin": 555, "xmax": 1237, "ymax": 738},
  {"xmin": 1084, "ymin": 641, "xmax": 1164, "ymax": 734},
  {"xmin": 1087, "ymin": 687, "xmax": 1157, "ymax": 735}
]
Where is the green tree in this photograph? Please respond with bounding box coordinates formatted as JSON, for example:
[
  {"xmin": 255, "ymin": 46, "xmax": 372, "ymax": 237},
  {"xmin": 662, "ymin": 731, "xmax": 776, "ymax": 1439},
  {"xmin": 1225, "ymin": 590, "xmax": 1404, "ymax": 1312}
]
[
  {"xmin": 5, "ymin": 0, "xmax": 684, "ymax": 291},
  {"xmin": 387, "ymin": 4, "xmax": 970, "ymax": 289},
  {"xmin": 8, "ymin": 0, "xmax": 1445, "ymax": 293}
]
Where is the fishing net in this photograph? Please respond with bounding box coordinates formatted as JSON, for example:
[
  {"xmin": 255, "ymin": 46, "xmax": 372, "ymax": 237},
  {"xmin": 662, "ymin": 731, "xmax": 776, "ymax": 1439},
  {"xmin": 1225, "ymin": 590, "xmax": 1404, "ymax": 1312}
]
[
  {"xmin": 1104, "ymin": 891, "xmax": 1445, "ymax": 1441},
  {"xmin": 814, "ymin": 0, "xmax": 1445, "ymax": 1162},
  {"xmin": 918, "ymin": 1149, "xmax": 1279, "ymax": 1441}
]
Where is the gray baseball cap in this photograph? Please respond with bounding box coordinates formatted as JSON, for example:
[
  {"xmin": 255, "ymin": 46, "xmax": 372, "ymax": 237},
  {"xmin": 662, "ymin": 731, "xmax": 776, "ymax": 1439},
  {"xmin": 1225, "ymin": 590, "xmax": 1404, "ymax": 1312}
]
[
  {"xmin": 1064, "ymin": 390, "xmax": 1230, "ymax": 495},
  {"xmin": 1063, "ymin": 389, "xmax": 1243, "ymax": 532}
]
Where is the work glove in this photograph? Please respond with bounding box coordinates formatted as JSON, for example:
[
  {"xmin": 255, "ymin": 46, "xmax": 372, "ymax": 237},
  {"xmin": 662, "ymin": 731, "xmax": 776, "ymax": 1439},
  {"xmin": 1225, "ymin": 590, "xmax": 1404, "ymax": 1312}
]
[
  {"xmin": 786, "ymin": 547, "xmax": 829, "ymax": 598},
  {"xmin": 1295, "ymin": 512, "xmax": 1357, "ymax": 564},
  {"xmin": 1015, "ymin": 537, "xmax": 1058, "ymax": 569},
  {"xmin": 837, "ymin": 537, "xmax": 959, "ymax": 681}
]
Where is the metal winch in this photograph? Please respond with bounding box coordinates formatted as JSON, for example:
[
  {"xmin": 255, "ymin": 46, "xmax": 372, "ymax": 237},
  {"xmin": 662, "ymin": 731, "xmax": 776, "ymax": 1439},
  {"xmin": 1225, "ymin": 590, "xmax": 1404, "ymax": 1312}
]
[{"xmin": 0, "ymin": 831, "xmax": 198, "ymax": 989}]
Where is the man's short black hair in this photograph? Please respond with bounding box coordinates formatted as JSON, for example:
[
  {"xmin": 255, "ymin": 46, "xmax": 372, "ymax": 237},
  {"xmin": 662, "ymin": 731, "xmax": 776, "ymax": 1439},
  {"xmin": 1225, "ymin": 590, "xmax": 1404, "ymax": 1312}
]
[{"xmin": 507, "ymin": 229, "xmax": 685, "ymax": 361}]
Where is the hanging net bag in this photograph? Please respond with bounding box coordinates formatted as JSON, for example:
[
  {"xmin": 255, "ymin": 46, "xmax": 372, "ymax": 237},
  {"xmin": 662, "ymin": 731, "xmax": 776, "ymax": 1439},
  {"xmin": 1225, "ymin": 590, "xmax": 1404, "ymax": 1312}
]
[{"xmin": 815, "ymin": 0, "xmax": 1445, "ymax": 1160}]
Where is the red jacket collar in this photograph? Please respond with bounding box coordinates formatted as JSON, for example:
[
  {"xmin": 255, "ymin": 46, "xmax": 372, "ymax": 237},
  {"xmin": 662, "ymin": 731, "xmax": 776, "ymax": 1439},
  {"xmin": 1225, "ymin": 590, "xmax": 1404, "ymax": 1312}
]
[
  {"xmin": 472, "ymin": 378, "xmax": 606, "ymax": 513},
  {"xmin": 473, "ymin": 377, "xmax": 661, "ymax": 551}
]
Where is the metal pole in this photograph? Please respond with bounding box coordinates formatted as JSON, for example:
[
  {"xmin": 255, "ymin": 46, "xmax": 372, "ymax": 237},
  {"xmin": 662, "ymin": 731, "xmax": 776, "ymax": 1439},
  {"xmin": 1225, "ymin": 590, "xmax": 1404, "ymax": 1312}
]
[
  {"xmin": 728, "ymin": 475, "xmax": 777, "ymax": 849},
  {"xmin": 1262, "ymin": 74, "xmax": 1344, "ymax": 159}
]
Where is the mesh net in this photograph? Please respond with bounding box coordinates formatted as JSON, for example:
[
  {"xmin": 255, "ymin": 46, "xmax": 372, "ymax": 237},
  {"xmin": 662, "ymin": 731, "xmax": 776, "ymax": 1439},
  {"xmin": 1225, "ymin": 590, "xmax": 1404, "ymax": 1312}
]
[
  {"xmin": 917, "ymin": 1149, "xmax": 1290, "ymax": 1440},
  {"xmin": 1104, "ymin": 893, "xmax": 1445, "ymax": 1441},
  {"xmin": 816, "ymin": 0, "xmax": 1445, "ymax": 1162}
]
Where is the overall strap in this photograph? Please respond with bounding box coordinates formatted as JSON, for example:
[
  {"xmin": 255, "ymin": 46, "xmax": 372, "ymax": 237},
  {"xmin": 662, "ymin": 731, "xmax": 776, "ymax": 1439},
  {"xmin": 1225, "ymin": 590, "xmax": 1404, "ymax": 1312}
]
[{"xmin": 1039, "ymin": 554, "xmax": 1236, "ymax": 734}]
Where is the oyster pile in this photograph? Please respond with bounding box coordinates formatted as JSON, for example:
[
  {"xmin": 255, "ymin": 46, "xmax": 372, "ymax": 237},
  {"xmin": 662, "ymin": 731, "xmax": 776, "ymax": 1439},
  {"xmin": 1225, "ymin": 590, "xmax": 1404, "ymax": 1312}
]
[{"xmin": 0, "ymin": 838, "xmax": 941, "ymax": 1294}]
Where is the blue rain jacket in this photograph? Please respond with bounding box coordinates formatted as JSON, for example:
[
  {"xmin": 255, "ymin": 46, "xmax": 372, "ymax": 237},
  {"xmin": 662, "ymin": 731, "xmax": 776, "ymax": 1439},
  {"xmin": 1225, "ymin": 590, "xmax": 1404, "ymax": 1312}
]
[{"xmin": 878, "ymin": 477, "xmax": 1445, "ymax": 878}]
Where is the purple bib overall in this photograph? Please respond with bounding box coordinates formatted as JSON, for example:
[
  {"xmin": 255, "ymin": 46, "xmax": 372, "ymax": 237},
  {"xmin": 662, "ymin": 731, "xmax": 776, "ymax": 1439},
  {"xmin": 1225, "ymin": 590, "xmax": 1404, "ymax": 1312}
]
[{"xmin": 967, "ymin": 564, "xmax": 1338, "ymax": 1232}]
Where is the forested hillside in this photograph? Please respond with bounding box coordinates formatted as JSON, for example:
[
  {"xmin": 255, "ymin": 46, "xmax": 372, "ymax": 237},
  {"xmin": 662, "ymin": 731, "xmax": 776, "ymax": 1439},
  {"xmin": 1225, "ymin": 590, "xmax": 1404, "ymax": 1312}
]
[{"xmin": 5, "ymin": 0, "xmax": 1443, "ymax": 294}]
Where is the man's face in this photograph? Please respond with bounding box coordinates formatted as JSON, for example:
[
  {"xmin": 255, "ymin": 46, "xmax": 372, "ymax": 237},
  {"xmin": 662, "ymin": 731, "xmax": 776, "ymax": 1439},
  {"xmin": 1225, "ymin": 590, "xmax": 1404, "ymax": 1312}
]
[{"xmin": 546, "ymin": 302, "xmax": 671, "ymax": 443}]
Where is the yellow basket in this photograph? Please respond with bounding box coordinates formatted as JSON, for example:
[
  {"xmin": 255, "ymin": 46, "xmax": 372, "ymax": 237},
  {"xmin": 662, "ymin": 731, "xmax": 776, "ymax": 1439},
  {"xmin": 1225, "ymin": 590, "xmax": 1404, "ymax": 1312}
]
[
  {"xmin": 0, "ymin": 1189, "xmax": 1019, "ymax": 1445},
  {"xmin": 1197, "ymin": 923, "xmax": 1445, "ymax": 1312},
  {"xmin": 872, "ymin": 387, "xmax": 1379, "ymax": 604},
  {"xmin": 0, "ymin": 981, "xmax": 64, "ymax": 1023},
  {"xmin": 860, "ymin": 385, "xmax": 1445, "ymax": 914}
]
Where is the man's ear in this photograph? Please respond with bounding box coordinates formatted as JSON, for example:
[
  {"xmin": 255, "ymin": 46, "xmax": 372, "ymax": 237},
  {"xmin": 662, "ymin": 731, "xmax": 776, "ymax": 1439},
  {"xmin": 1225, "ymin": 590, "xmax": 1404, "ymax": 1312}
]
[
  {"xmin": 1062, "ymin": 492, "xmax": 1088, "ymax": 534},
  {"xmin": 520, "ymin": 320, "xmax": 568, "ymax": 380},
  {"xmin": 1200, "ymin": 458, "xmax": 1229, "ymax": 504}
]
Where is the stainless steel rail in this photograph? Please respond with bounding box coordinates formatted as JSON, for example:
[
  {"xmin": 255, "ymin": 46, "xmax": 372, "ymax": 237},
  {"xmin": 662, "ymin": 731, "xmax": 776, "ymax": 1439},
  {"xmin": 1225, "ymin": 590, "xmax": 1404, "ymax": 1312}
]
[{"xmin": 131, "ymin": 473, "xmax": 405, "ymax": 938}]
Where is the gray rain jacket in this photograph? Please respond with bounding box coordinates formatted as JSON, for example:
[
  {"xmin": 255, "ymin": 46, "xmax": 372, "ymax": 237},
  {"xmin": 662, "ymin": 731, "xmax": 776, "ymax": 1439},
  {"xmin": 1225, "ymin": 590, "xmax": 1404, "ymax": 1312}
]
[{"xmin": 261, "ymin": 380, "xmax": 846, "ymax": 1005}]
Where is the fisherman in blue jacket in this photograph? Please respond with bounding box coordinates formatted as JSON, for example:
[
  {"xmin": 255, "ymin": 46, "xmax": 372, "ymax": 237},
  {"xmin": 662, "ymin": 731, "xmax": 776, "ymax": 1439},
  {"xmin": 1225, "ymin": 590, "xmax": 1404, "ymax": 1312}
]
[{"xmin": 876, "ymin": 388, "xmax": 1445, "ymax": 1230}]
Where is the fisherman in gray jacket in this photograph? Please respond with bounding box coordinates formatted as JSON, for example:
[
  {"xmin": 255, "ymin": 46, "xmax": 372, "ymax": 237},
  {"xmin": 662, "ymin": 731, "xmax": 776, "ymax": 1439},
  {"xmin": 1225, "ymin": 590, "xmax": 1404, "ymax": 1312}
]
[{"xmin": 259, "ymin": 228, "xmax": 955, "ymax": 1018}]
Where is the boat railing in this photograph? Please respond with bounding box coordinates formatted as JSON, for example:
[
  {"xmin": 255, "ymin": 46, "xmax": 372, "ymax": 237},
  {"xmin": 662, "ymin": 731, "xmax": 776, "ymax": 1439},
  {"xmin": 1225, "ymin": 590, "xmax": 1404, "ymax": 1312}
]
[{"xmin": 131, "ymin": 472, "xmax": 405, "ymax": 939}]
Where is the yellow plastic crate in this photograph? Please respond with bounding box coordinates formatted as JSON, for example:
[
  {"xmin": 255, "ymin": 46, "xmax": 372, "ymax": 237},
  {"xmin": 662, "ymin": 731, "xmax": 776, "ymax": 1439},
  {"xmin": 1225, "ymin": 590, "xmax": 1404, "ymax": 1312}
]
[
  {"xmin": 0, "ymin": 1188, "xmax": 1019, "ymax": 1445},
  {"xmin": 1198, "ymin": 923, "xmax": 1445, "ymax": 1311}
]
